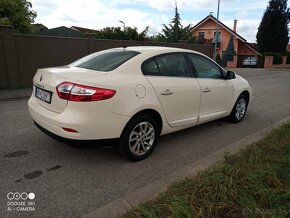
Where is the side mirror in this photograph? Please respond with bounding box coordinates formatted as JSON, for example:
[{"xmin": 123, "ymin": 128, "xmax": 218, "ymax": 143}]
[{"xmin": 226, "ymin": 71, "xmax": 236, "ymax": 80}]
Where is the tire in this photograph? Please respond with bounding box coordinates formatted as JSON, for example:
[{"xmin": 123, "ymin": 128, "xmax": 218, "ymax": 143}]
[
  {"xmin": 228, "ymin": 94, "xmax": 248, "ymax": 123},
  {"xmin": 119, "ymin": 114, "xmax": 160, "ymax": 161}
]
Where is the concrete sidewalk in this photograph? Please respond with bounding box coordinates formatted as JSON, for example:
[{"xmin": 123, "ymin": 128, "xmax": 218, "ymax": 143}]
[{"xmin": 0, "ymin": 88, "xmax": 32, "ymax": 101}]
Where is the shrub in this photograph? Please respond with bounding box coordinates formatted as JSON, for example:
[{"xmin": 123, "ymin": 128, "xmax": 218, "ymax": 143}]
[
  {"xmin": 216, "ymin": 53, "xmax": 221, "ymax": 61},
  {"xmin": 263, "ymin": 52, "xmax": 282, "ymax": 64},
  {"xmin": 285, "ymin": 52, "xmax": 290, "ymax": 64},
  {"xmin": 257, "ymin": 56, "xmax": 265, "ymax": 68}
]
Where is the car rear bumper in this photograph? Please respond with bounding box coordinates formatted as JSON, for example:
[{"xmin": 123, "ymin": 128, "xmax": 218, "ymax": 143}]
[{"xmin": 28, "ymin": 96, "xmax": 130, "ymax": 140}]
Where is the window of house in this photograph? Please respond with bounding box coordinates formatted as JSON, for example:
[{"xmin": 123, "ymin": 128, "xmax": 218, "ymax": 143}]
[
  {"xmin": 188, "ymin": 54, "xmax": 223, "ymax": 79},
  {"xmin": 213, "ymin": 31, "xmax": 222, "ymax": 42},
  {"xmin": 198, "ymin": 32, "xmax": 205, "ymax": 39}
]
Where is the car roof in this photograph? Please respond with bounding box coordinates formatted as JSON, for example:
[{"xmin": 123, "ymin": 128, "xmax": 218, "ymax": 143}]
[{"xmin": 112, "ymin": 46, "xmax": 202, "ymax": 55}]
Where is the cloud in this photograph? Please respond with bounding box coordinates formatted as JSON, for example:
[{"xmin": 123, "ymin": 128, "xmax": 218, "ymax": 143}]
[
  {"xmin": 112, "ymin": 0, "xmax": 235, "ymax": 11},
  {"xmin": 30, "ymin": 0, "xmax": 266, "ymax": 43},
  {"xmin": 31, "ymin": 0, "xmax": 171, "ymax": 34}
]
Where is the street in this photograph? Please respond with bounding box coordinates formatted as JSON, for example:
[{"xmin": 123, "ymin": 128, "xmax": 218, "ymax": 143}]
[{"xmin": 1, "ymin": 69, "xmax": 290, "ymax": 218}]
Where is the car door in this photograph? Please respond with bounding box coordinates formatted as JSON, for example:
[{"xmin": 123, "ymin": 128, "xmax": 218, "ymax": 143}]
[
  {"xmin": 142, "ymin": 53, "xmax": 201, "ymax": 127},
  {"xmin": 187, "ymin": 53, "xmax": 234, "ymax": 123}
]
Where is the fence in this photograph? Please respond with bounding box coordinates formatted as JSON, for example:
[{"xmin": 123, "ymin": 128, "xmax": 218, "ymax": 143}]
[
  {"xmin": 0, "ymin": 26, "xmax": 214, "ymax": 89},
  {"xmin": 264, "ymin": 56, "xmax": 290, "ymax": 69}
]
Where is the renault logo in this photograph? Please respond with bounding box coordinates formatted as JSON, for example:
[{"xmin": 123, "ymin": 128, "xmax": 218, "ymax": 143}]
[{"xmin": 40, "ymin": 75, "xmax": 43, "ymax": 82}]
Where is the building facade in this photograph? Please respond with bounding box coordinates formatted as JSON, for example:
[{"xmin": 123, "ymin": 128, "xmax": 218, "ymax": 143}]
[{"xmin": 191, "ymin": 15, "xmax": 261, "ymax": 67}]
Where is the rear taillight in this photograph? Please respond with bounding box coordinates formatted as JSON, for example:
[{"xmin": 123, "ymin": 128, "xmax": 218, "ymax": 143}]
[
  {"xmin": 62, "ymin": 127, "xmax": 78, "ymax": 133},
  {"xmin": 56, "ymin": 82, "xmax": 116, "ymax": 102}
]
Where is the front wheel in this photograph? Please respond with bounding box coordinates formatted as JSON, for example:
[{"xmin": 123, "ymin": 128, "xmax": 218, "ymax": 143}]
[
  {"xmin": 119, "ymin": 114, "xmax": 159, "ymax": 161},
  {"xmin": 228, "ymin": 94, "xmax": 248, "ymax": 123}
]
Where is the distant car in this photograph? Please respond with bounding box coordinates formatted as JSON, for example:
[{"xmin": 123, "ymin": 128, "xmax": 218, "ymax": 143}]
[
  {"xmin": 28, "ymin": 46, "xmax": 252, "ymax": 161},
  {"xmin": 243, "ymin": 57, "xmax": 257, "ymax": 66}
]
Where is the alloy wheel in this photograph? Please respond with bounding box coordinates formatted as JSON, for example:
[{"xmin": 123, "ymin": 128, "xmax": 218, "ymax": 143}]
[{"xmin": 128, "ymin": 122, "xmax": 155, "ymax": 156}]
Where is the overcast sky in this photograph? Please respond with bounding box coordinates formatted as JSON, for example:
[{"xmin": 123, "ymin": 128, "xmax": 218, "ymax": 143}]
[{"xmin": 30, "ymin": 0, "xmax": 269, "ymax": 43}]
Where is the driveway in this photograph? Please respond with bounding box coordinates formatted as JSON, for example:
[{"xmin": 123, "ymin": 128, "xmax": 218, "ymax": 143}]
[{"xmin": 1, "ymin": 69, "xmax": 290, "ymax": 218}]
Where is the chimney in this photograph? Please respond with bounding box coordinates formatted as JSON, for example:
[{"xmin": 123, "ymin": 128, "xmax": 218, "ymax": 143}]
[{"xmin": 233, "ymin": 19, "xmax": 237, "ymax": 32}]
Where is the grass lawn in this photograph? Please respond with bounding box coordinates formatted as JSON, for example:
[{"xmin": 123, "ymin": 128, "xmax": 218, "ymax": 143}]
[{"xmin": 121, "ymin": 123, "xmax": 290, "ymax": 218}]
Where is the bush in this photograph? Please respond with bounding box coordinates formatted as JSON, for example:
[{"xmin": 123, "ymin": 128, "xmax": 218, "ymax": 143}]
[
  {"xmin": 285, "ymin": 52, "xmax": 290, "ymax": 64},
  {"xmin": 216, "ymin": 53, "xmax": 221, "ymax": 61},
  {"xmin": 257, "ymin": 56, "xmax": 265, "ymax": 68},
  {"xmin": 263, "ymin": 52, "xmax": 282, "ymax": 64}
]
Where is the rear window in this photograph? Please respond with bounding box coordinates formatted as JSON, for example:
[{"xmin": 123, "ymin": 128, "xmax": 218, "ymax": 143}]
[{"xmin": 70, "ymin": 49, "xmax": 140, "ymax": 72}]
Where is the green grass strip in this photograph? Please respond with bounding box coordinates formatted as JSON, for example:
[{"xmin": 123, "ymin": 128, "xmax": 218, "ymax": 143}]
[{"xmin": 121, "ymin": 123, "xmax": 290, "ymax": 218}]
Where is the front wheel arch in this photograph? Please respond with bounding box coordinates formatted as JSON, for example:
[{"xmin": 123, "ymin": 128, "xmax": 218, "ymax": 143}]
[
  {"xmin": 228, "ymin": 92, "xmax": 249, "ymax": 123},
  {"xmin": 240, "ymin": 90, "xmax": 250, "ymax": 105}
]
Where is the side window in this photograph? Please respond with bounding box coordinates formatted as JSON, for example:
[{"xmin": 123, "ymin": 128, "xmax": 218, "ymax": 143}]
[
  {"xmin": 142, "ymin": 59, "xmax": 160, "ymax": 76},
  {"xmin": 155, "ymin": 53, "xmax": 191, "ymax": 78},
  {"xmin": 189, "ymin": 54, "xmax": 223, "ymax": 79}
]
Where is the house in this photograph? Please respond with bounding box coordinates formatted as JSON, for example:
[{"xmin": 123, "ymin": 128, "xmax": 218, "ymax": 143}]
[
  {"xmin": 70, "ymin": 26, "xmax": 98, "ymax": 34},
  {"xmin": 191, "ymin": 14, "xmax": 261, "ymax": 67},
  {"xmin": 37, "ymin": 26, "xmax": 84, "ymax": 38}
]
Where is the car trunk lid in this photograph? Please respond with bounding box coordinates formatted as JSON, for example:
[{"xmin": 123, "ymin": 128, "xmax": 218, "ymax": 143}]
[{"xmin": 32, "ymin": 66, "xmax": 107, "ymax": 113}]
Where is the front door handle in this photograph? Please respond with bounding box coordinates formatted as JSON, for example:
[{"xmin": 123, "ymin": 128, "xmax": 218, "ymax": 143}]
[
  {"xmin": 202, "ymin": 88, "xmax": 211, "ymax": 93},
  {"xmin": 161, "ymin": 89, "xmax": 173, "ymax": 95}
]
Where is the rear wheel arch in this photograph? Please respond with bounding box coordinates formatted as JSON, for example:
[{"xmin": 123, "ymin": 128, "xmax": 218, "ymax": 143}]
[
  {"xmin": 124, "ymin": 109, "xmax": 163, "ymax": 135},
  {"xmin": 119, "ymin": 109, "xmax": 162, "ymax": 161}
]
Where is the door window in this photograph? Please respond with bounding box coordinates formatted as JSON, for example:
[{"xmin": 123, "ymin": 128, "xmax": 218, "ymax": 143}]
[
  {"xmin": 142, "ymin": 53, "xmax": 191, "ymax": 78},
  {"xmin": 142, "ymin": 59, "xmax": 160, "ymax": 76},
  {"xmin": 155, "ymin": 54, "xmax": 191, "ymax": 77},
  {"xmin": 189, "ymin": 54, "xmax": 223, "ymax": 79}
]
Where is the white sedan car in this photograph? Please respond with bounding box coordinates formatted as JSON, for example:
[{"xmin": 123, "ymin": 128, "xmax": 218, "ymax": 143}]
[{"xmin": 28, "ymin": 46, "xmax": 251, "ymax": 161}]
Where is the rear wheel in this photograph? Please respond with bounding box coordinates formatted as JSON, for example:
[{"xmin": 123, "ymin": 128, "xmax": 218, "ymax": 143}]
[
  {"xmin": 228, "ymin": 94, "xmax": 248, "ymax": 123},
  {"xmin": 119, "ymin": 114, "xmax": 159, "ymax": 161}
]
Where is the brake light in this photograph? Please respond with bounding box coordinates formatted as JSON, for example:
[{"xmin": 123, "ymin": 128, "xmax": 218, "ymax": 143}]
[
  {"xmin": 62, "ymin": 127, "xmax": 78, "ymax": 133},
  {"xmin": 56, "ymin": 82, "xmax": 116, "ymax": 102}
]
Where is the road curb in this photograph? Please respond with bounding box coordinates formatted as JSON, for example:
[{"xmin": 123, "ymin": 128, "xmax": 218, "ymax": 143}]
[{"xmin": 81, "ymin": 116, "xmax": 290, "ymax": 218}]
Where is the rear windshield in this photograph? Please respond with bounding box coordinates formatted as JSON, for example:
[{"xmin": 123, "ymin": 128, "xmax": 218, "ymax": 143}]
[{"xmin": 70, "ymin": 49, "xmax": 140, "ymax": 72}]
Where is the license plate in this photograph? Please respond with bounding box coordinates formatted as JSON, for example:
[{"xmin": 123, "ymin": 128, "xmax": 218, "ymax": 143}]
[{"xmin": 35, "ymin": 86, "xmax": 52, "ymax": 104}]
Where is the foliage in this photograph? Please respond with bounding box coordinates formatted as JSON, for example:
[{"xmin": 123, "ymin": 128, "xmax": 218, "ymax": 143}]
[
  {"xmin": 0, "ymin": 0, "xmax": 37, "ymax": 33},
  {"xmin": 216, "ymin": 53, "xmax": 221, "ymax": 61},
  {"xmin": 30, "ymin": 23, "xmax": 47, "ymax": 33},
  {"xmin": 121, "ymin": 123, "xmax": 290, "ymax": 218},
  {"xmin": 256, "ymin": 0, "xmax": 290, "ymax": 53},
  {"xmin": 264, "ymin": 52, "xmax": 283, "ymax": 64},
  {"xmin": 285, "ymin": 51, "xmax": 290, "ymax": 64},
  {"xmin": 223, "ymin": 36, "xmax": 236, "ymax": 61},
  {"xmin": 158, "ymin": 5, "xmax": 195, "ymax": 43},
  {"xmin": 95, "ymin": 26, "xmax": 149, "ymax": 41}
]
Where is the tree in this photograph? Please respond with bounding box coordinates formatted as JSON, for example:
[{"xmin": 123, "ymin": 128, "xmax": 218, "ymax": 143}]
[
  {"xmin": 223, "ymin": 36, "xmax": 236, "ymax": 61},
  {"xmin": 0, "ymin": 0, "xmax": 37, "ymax": 33},
  {"xmin": 30, "ymin": 23, "xmax": 47, "ymax": 33},
  {"xmin": 256, "ymin": 0, "xmax": 290, "ymax": 53},
  {"xmin": 95, "ymin": 26, "xmax": 149, "ymax": 41},
  {"xmin": 158, "ymin": 4, "xmax": 195, "ymax": 43}
]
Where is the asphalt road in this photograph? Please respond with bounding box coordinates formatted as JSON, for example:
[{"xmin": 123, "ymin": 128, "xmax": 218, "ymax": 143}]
[{"xmin": 1, "ymin": 69, "xmax": 290, "ymax": 218}]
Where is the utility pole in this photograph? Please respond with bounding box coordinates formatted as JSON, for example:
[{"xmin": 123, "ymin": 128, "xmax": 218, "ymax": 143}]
[{"xmin": 214, "ymin": 0, "xmax": 220, "ymax": 61}]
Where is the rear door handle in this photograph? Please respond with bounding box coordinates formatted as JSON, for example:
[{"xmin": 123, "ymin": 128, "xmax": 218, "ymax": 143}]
[
  {"xmin": 202, "ymin": 88, "xmax": 211, "ymax": 93},
  {"xmin": 161, "ymin": 89, "xmax": 173, "ymax": 95}
]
